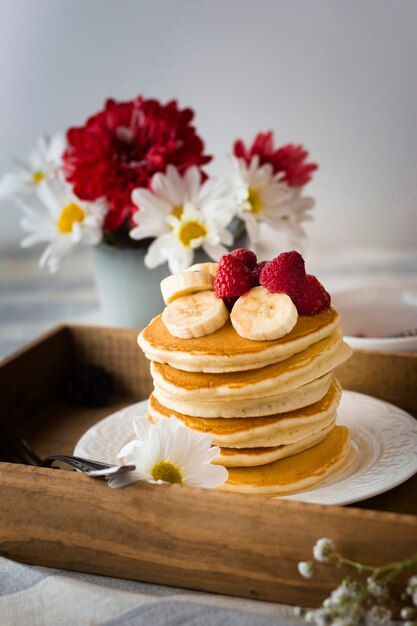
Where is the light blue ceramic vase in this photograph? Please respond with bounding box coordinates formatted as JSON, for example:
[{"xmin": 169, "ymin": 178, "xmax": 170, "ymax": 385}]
[{"xmin": 92, "ymin": 245, "xmax": 211, "ymax": 329}]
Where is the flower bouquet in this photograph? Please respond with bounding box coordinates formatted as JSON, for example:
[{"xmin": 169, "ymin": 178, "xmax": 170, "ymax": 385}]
[{"xmin": 0, "ymin": 95, "xmax": 317, "ymax": 326}]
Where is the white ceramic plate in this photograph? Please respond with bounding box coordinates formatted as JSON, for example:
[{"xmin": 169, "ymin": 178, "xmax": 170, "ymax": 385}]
[
  {"xmin": 332, "ymin": 285, "xmax": 417, "ymax": 352},
  {"xmin": 74, "ymin": 392, "xmax": 417, "ymax": 506}
]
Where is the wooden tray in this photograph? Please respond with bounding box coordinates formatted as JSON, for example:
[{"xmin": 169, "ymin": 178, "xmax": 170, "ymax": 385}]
[{"xmin": 1, "ymin": 324, "xmax": 416, "ymax": 607}]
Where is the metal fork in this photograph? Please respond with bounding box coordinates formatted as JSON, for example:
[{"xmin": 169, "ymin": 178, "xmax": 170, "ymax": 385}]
[{"xmin": 0, "ymin": 438, "xmax": 135, "ymax": 480}]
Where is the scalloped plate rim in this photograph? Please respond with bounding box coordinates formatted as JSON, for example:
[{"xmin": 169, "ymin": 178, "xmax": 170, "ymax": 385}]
[{"xmin": 74, "ymin": 391, "xmax": 417, "ymax": 506}]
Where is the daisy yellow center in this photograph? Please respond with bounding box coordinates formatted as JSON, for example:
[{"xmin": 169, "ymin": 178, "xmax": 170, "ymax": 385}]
[
  {"xmin": 247, "ymin": 188, "xmax": 262, "ymax": 214},
  {"xmin": 32, "ymin": 170, "xmax": 45, "ymax": 184},
  {"xmin": 57, "ymin": 202, "xmax": 86, "ymax": 233},
  {"xmin": 178, "ymin": 221, "xmax": 207, "ymax": 248},
  {"xmin": 151, "ymin": 461, "xmax": 183, "ymax": 485},
  {"xmin": 171, "ymin": 205, "xmax": 184, "ymax": 219}
]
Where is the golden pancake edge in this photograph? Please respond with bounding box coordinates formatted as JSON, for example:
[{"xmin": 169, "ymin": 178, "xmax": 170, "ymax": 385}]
[
  {"xmin": 139, "ymin": 307, "xmax": 340, "ymax": 372},
  {"xmin": 149, "ymin": 378, "xmax": 342, "ymax": 447}
]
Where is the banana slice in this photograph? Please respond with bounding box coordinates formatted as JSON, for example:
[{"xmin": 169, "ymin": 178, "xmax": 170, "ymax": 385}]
[
  {"xmin": 160, "ymin": 271, "xmax": 214, "ymax": 305},
  {"xmin": 162, "ymin": 291, "xmax": 229, "ymax": 338},
  {"xmin": 186, "ymin": 262, "xmax": 218, "ymax": 277},
  {"xmin": 231, "ymin": 286, "xmax": 298, "ymax": 341}
]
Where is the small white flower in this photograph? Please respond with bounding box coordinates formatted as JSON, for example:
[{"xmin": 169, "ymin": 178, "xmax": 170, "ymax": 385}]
[
  {"xmin": 304, "ymin": 608, "xmax": 333, "ymax": 626},
  {"xmin": 367, "ymin": 577, "xmax": 388, "ymax": 598},
  {"xmin": 304, "ymin": 611, "xmax": 317, "ymax": 623},
  {"xmin": 328, "ymin": 579, "xmax": 361, "ymax": 605},
  {"xmin": 407, "ymin": 575, "xmax": 417, "ymax": 597},
  {"xmin": 0, "ymin": 133, "xmax": 65, "ymax": 201},
  {"xmin": 231, "ymin": 155, "xmax": 314, "ymax": 250},
  {"xmin": 20, "ymin": 178, "xmax": 107, "ymax": 273},
  {"xmin": 293, "ymin": 606, "xmax": 304, "ymax": 616},
  {"xmin": 401, "ymin": 607, "xmax": 415, "ymax": 620},
  {"xmin": 367, "ymin": 605, "xmax": 392, "ymax": 625},
  {"xmin": 110, "ymin": 415, "xmax": 228, "ymax": 489},
  {"xmin": 298, "ymin": 561, "xmax": 315, "ymax": 579},
  {"xmin": 313, "ymin": 538, "xmax": 334, "ymax": 563},
  {"xmin": 130, "ymin": 165, "xmax": 235, "ymax": 273}
]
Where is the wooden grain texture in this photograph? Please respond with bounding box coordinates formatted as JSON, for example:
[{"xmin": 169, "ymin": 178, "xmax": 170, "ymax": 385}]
[
  {"xmin": 68, "ymin": 325, "xmax": 153, "ymax": 398},
  {"xmin": 1, "ymin": 325, "xmax": 416, "ymax": 606},
  {"xmin": 0, "ymin": 326, "xmax": 71, "ymax": 436},
  {"xmin": 27, "ymin": 398, "xmax": 134, "ymax": 459},
  {"xmin": 1, "ymin": 463, "xmax": 416, "ymax": 607},
  {"xmin": 336, "ymin": 349, "xmax": 417, "ymax": 417}
]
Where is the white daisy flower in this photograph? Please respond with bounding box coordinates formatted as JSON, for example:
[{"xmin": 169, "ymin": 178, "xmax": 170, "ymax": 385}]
[
  {"xmin": 0, "ymin": 133, "xmax": 66, "ymax": 201},
  {"xmin": 129, "ymin": 165, "xmax": 235, "ymax": 273},
  {"xmin": 232, "ymin": 155, "xmax": 314, "ymax": 249},
  {"xmin": 109, "ymin": 414, "xmax": 228, "ymax": 489},
  {"xmin": 20, "ymin": 178, "xmax": 107, "ymax": 273}
]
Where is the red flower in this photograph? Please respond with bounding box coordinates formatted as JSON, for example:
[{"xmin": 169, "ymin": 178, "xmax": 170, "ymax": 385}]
[
  {"xmin": 63, "ymin": 97, "xmax": 212, "ymax": 232},
  {"xmin": 234, "ymin": 131, "xmax": 317, "ymax": 187}
]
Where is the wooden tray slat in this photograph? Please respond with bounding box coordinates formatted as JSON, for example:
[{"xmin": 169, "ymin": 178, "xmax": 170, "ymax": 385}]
[
  {"xmin": 0, "ymin": 324, "xmax": 416, "ymax": 607},
  {"xmin": 1, "ymin": 463, "xmax": 416, "ymax": 607}
]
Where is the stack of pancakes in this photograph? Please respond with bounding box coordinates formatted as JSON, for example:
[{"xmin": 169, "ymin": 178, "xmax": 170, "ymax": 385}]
[{"xmin": 138, "ymin": 306, "xmax": 355, "ymax": 496}]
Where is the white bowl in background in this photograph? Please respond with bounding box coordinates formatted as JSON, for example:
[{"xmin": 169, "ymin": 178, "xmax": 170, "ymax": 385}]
[{"xmin": 332, "ymin": 285, "xmax": 417, "ymax": 352}]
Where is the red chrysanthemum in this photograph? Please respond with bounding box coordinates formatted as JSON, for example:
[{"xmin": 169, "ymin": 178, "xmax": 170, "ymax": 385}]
[
  {"xmin": 234, "ymin": 131, "xmax": 318, "ymax": 187},
  {"xmin": 63, "ymin": 97, "xmax": 212, "ymax": 232}
]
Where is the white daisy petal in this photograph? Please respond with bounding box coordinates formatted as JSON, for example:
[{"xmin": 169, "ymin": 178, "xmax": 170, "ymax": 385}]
[
  {"xmin": 185, "ymin": 464, "xmax": 229, "ymax": 489},
  {"xmin": 131, "ymin": 188, "xmax": 172, "ymax": 216},
  {"xmin": 231, "ymin": 156, "xmax": 314, "ymax": 245},
  {"xmin": 20, "ymin": 231, "xmax": 53, "ymax": 248},
  {"xmin": 183, "ymin": 166, "xmax": 201, "ymax": 201},
  {"xmin": 133, "ymin": 415, "xmax": 154, "ymax": 441},
  {"xmin": 144, "ymin": 235, "xmax": 171, "ymax": 269},
  {"xmin": 36, "ymin": 180, "xmax": 63, "ymax": 218},
  {"xmin": 130, "ymin": 206, "xmax": 169, "ymax": 241},
  {"xmin": 167, "ymin": 246, "xmax": 194, "ymax": 273},
  {"xmin": 47, "ymin": 133, "xmax": 66, "ymax": 164},
  {"xmin": 108, "ymin": 472, "xmax": 143, "ymax": 489},
  {"xmin": 2, "ymin": 133, "xmax": 65, "ymax": 203},
  {"xmin": 244, "ymin": 215, "xmax": 260, "ymax": 244},
  {"xmin": 19, "ymin": 177, "xmax": 105, "ymax": 272},
  {"xmin": 29, "ymin": 136, "xmax": 47, "ymax": 169},
  {"xmin": 152, "ymin": 165, "xmax": 187, "ymax": 206},
  {"xmin": 129, "ymin": 165, "xmax": 236, "ymax": 270},
  {"xmin": 114, "ymin": 415, "xmax": 227, "ymax": 490},
  {"xmin": 117, "ymin": 440, "xmax": 143, "ymax": 459},
  {"xmin": 39, "ymin": 243, "xmax": 54, "ymax": 269}
]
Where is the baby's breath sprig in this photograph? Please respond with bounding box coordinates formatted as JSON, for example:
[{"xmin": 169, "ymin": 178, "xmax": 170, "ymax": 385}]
[{"xmin": 295, "ymin": 538, "xmax": 417, "ymax": 626}]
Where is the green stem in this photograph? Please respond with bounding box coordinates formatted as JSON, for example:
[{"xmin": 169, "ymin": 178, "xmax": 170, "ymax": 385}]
[{"xmin": 335, "ymin": 552, "xmax": 417, "ymax": 578}]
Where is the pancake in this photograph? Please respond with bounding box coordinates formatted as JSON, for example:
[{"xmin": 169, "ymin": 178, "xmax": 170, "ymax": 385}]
[
  {"xmin": 149, "ymin": 378, "xmax": 342, "ymax": 447},
  {"xmin": 153, "ymin": 372, "xmax": 334, "ymax": 418},
  {"xmin": 151, "ymin": 330, "xmax": 352, "ymax": 401},
  {"xmin": 221, "ymin": 426, "xmax": 354, "ymax": 495},
  {"xmin": 215, "ymin": 422, "xmax": 335, "ymax": 467},
  {"xmin": 139, "ymin": 307, "xmax": 340, "ymax": 372}
]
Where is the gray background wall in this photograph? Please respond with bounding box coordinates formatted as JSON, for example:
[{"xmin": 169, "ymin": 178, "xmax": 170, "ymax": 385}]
[{"xmin": 0, "ymin": 0, "xmax": 416, "ymax": 251}]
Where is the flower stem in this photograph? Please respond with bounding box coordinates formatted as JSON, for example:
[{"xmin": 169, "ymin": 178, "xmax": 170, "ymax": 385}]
[{"xmin": 335, "ymin": 552, "xmax": 417, "ymax": 578}]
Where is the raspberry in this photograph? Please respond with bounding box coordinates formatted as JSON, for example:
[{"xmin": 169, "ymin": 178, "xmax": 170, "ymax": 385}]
[
  {"xmin": 252, "ymin": 261, "xmax": 267, "ymax": 284},
  {"xmin": 230, "ymin": 248, "xmax": 257, "ymax": 270},
  {"xmin": 293, "ymin": 274, "xmax": 331, "ymax": 315},
  {"xmin": 260, "ymin": 251, "xmax": 306, "ymax": 299},
  {"xmin": 214, "ymin": 254, "xmax": 256, "ymax": 298}
]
